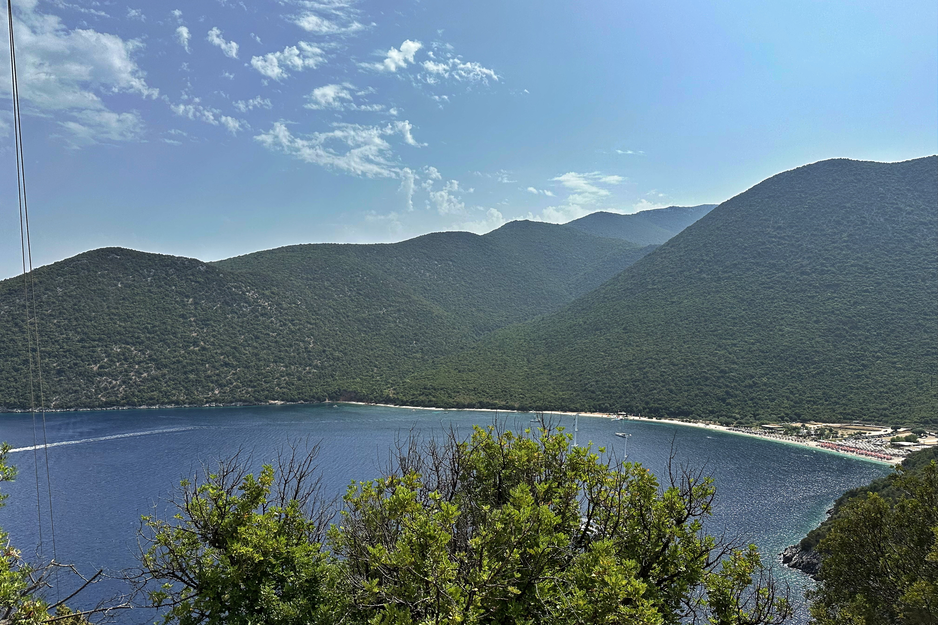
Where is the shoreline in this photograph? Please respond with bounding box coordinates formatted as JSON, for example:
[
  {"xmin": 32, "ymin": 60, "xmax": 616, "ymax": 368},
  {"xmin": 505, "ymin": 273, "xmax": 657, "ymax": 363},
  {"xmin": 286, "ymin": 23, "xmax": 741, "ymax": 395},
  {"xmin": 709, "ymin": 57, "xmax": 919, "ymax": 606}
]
[
  {"xmin": 342, "ymin": 402, "xmax": 900, "ymax": 466},
  {"xmin": 620, "ymin": 415, "xmax": 898, "ymax": 466},
  {"xmin": 2, "ymin": 398, "xmax": 902, "ymax": 466}
]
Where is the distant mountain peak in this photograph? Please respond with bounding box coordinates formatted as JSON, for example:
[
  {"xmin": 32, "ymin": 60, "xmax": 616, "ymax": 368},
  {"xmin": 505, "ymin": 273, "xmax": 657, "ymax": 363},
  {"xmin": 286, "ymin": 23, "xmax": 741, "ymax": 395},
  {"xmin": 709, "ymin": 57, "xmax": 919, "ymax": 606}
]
[{"xmin": 564, "ymin": 204, "xmax": 716, "ymax": 246}]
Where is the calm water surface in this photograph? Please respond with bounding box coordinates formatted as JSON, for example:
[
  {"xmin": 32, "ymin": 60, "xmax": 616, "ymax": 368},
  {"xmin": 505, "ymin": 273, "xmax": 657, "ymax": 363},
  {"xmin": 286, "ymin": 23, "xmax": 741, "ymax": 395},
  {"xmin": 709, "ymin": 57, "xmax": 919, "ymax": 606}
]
[{"xmin": 1, "ymin": 403, "xmax": 891, "ymax": 623}]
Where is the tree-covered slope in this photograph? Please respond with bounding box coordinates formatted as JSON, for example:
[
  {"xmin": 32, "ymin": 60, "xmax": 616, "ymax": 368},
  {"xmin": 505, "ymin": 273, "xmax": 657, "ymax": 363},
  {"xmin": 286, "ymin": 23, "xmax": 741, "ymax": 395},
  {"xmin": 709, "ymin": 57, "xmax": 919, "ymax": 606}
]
[
  {"xmin": 0, "ymin": 222, "xmax": 646, "ymax": 410},
  {"xmin": 565, "ymin": 204, "xmax": 716, "ymax": 246},
  {"xmin": 399, "ymin": 157, "xmax": 938, "ymax": 426},
  {"xmin": 0, "ymin": 247, "xmax": 473, "ymax": 408},
  {"xmin": 216, "ymin": 222, "xmax": 648, "ymax": 334}
]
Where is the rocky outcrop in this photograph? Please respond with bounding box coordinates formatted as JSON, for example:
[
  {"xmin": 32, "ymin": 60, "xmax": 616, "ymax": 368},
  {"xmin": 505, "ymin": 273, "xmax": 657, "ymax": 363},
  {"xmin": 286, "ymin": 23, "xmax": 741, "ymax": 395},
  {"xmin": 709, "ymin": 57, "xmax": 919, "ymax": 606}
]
[{"xmin": 780, "ymin": 545, "xmax": 822, "ymax": 578}]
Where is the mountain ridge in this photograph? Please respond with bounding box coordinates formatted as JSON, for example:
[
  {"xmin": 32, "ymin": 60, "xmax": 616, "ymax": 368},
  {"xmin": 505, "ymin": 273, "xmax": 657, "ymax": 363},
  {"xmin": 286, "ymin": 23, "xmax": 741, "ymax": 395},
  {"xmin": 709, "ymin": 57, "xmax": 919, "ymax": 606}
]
[
  {"xmin": 396, "ymin": 156, "xmax": 938, "ymax": 425},
  {"xmin": 0, "ymin": 220, "xmax": 650, "ymax": 409},
  {"xmin": 565, "ymin": 204, "xmax": 716, "ymax": 246},
  {"xmin": 1, "ymin": 157, "xmax": 933, "ymax": 427}
]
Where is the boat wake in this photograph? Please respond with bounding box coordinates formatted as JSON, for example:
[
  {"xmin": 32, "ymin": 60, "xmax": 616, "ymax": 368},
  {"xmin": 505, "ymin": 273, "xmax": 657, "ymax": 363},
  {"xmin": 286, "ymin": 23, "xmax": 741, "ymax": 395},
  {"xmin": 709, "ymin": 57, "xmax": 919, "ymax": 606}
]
[{"xmin": 7, "ymin": 427, "xmax": 202, "ymax": 453}]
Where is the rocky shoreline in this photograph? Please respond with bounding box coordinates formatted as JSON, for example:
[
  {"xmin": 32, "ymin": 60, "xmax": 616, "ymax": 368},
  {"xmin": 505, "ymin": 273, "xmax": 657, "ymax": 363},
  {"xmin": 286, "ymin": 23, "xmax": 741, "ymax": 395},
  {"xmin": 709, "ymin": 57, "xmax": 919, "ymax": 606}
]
[{"xmin": 780, "ymin": 544, "xmax": 822, "ymax": 578}]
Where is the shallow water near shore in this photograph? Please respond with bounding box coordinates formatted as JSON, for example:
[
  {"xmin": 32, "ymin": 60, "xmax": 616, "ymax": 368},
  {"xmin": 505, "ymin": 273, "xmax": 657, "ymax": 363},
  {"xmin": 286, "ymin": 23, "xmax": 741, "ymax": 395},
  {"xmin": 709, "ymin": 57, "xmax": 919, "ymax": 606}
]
[{"xmin": 1, "ymin": 403, "xmax": 891, "ymax": 623}]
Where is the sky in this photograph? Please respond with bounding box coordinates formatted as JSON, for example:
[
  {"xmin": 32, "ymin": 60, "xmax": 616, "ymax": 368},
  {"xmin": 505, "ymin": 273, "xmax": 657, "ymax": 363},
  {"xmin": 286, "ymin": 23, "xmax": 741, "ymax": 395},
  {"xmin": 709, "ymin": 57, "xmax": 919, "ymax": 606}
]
[{"xmin": 0, "ymin": 0, "xmax": 935, "ymax": 279}]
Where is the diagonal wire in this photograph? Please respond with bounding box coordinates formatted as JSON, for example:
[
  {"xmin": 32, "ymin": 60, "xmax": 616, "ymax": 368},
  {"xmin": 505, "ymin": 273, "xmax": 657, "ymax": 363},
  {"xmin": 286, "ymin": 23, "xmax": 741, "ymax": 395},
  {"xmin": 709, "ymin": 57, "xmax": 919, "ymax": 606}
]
[{"xmin": 6, "ymin": 0, "xmax": 58, "ymax": 571}]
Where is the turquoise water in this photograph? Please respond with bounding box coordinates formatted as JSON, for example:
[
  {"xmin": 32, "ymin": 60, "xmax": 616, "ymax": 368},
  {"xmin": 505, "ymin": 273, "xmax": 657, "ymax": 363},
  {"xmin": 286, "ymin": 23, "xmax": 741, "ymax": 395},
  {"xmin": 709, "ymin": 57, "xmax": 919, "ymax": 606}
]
[{"xmin": 1, "ymin": 403, "xmax": 892, "ymax": 623}]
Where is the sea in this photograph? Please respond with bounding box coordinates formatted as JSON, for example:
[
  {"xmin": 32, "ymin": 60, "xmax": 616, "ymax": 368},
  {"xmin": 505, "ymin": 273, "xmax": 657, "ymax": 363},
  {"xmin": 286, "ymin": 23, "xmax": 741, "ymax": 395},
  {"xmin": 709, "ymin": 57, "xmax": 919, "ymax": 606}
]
[{"xmin": 0, "ymin": 403, "xmax": 892, "ymax": 623}]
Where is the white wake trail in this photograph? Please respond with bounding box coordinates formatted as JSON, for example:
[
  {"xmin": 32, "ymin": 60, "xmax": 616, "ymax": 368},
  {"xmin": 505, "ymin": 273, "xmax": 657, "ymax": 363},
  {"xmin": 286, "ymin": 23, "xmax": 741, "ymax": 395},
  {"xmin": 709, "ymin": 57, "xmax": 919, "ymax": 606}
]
[{"xmin": 7, "ymin": 427, "xmax": 201, "ymax": 453}]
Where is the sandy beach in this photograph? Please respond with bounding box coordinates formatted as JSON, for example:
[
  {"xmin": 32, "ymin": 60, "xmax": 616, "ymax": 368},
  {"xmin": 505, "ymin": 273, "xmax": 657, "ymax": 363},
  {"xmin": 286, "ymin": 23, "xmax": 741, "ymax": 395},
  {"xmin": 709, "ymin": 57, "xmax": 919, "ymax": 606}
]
[{"xmin": 339, "ymin": 402, "xmax": 901, "ymax": 466}]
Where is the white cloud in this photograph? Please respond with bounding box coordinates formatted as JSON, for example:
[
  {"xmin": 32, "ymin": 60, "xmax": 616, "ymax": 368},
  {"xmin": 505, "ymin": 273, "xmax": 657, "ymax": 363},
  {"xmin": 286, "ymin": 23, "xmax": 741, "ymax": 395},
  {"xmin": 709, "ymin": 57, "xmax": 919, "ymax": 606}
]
[
  {"xmin": 0, "ymin": 4, "xmax": 157, "ymax": 145},
  {"xmin": 395, "ymin": 119, "xmax": 421, "ymax": 146},
  {"xmin": 171, "ymin": 9, "xmax": 183, "ymax": 21},
  {"xmin": 534, "ymin": 172, "xmax": 627, "ymax": 223},
  {"xmin": 399, "ymin": 167, "xmax": 415, "ymax": 211},
  {"xmin": 251, "ymin": 43, "xmax": 324, "ymax": 80},
  {"xmin": 171, "ymin": 100, "xmax": 246, "ymax": 134},
  {"xmin": 219, "ymin": 116, "xmax": 244, "ymax": 135},
  {"xmin": 420, "ymin": 57, "xmax": 498, "ymax": 84},
  {"xmin": 552, "ymin": 172, "xmax": 623, "ymax": 205},
  {"xmin": 162, "ymin": 128, "xmax": 188, "ymax": 144},
  {"xmin": 305, "ymin": 83, "xmax": 386, "ymax": 112},
  {"xmin": 171, "ymin": 101, "xmax": 221, "ymax": 124},
  {"xmin": 616, "ymin": 148, "xmax": 644, "ymax": 155},
  {"xmin": 363, "ymin": 210, "xmax": 404, "ymax": 236},
  {"xmin": 363, "ymin": 39, "xmax": 422, "ymax": 72},
  {"xmin": 305, "ymin": 83, "xmax": 353, "ymax": 109},
  {"xmin": 526, "ymin": 187, "xmax": 554, "ymax": 197},
  {"xmin": 429, "ymin": 183, "xmax": 465, "ymax": 215},
  {"xmin": 255, "ymin": 120, "xmax": 422, "ymax": 178},
  {"xmin": 474, "ymin": 169, "xmax": 516, "ymax": 183},
  {"xmin": 538, "ymin": 205, "xmax": 589, "ymax": 223},
  {"xmin": 294, "ymin": 13, "xmax": 365, "ymax": 35},
  {"xmin": 459, "ymin": 208, "xmax": 506, "ymax": 234},
  {"xmin": 233, "ymin": 96, "xmax": 272, "ymax": 112},
  {"xmin": 420, "ymin": 176, "xmax": 467, "ymax": 216},
  {"xmin": 126, "ymin": 8, "xmax": 145, "ymax": 21},
  {"xmin": 58, "ymin": 110, "xmax": 144, "ymax": 146},
  {"xmin": 207, "ymin": 27, "xmax": 239, "ymax": 59},
  {"xmin": 418, "ymin": 43, "xmax": 498, "ymax": 87},
  {"xmin": 47, "ymin": 1, "xmax": 109, "ymax": 18},
  {"xmin": 175, "ymin": 26, "xmax": 191, "ymax": 53},
  {"xmin": 632, "ymin": 198, "xmax": 668, "ymax": 212}
]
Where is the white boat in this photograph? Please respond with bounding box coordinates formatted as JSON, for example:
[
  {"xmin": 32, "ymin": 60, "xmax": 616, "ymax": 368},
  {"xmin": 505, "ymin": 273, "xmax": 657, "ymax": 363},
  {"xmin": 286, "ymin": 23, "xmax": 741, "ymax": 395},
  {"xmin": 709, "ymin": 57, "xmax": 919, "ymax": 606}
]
[{"xmin": 615, "ymin": 432, "xmax": 632, "ymax": 458}]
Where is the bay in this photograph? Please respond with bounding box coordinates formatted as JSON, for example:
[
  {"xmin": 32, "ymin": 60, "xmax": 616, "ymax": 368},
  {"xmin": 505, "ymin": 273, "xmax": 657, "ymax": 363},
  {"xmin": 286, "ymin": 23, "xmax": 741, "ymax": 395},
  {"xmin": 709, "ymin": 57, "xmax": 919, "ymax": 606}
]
[{"xmin": 1, "ymin": 403, "xmax": 892, "ymax": 623}]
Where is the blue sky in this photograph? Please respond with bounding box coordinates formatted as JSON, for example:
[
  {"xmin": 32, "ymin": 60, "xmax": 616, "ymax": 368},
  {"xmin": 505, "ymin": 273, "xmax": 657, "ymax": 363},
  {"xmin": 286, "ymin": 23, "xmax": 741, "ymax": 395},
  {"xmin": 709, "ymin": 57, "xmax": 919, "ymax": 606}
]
[{"xmin": 1, "ymin": 0, "xmax": 935, "ymax": 279}]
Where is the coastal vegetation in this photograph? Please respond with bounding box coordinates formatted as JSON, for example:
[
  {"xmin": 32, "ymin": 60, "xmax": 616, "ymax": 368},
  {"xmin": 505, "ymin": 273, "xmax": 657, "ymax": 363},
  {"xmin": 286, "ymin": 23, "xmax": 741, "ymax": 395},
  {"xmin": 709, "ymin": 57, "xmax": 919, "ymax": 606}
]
[
  {"xmin": 807, "ymin": 449, "xmax": 938, "ymax": 624},
  {"xmin": 798, "ymin": 448, "xmax": 938, "ymax": 554},
  {"xmin": 133, "ymin": 426, "xmax": 793, "ymax": 625}
]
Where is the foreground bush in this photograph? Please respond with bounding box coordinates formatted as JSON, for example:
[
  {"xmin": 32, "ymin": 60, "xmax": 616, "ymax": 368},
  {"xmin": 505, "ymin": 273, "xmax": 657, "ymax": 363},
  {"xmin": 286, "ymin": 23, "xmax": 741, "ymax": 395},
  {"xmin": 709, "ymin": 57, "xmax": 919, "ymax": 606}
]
[
  {"xmin": 809, "ymin": 460, "xmax": 938, "ymax": 625},
  {"xmin": 136, "ymin": 425, "xmax": 791, "ymax": 625}
]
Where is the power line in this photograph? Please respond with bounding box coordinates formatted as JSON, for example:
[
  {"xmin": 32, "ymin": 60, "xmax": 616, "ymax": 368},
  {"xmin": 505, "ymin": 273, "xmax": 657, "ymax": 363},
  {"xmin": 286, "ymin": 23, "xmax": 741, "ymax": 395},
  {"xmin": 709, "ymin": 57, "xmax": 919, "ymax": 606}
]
[{"xmin": 6, "ymin": 0, "xmax": 57, "ymax": 570}]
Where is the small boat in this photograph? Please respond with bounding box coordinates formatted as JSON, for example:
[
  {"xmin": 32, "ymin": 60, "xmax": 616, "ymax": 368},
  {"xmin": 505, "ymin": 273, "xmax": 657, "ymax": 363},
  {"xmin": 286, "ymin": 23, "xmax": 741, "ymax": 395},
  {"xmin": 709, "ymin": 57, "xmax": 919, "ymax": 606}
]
[{"xmin": 615, "ymin": 432, "xmax": 630, "ymax": 438}]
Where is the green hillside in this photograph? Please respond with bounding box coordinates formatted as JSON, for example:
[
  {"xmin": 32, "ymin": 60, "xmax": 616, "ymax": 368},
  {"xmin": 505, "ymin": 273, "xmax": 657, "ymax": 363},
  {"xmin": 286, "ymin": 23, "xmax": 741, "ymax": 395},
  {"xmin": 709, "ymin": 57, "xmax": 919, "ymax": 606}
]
[
  {"xmin": 565, "ymin": 204, "xmax": 716, "ymax": 246},
  {"xmin": 399, "ymin": 157, "xmax": 938, "ymax": 426},
  {"xmin": 0, "ymin": 223, "xmax": 645, "ymax": 410},
  {"xmin": 216, "ymin": 222, "xmax": 650, "ymax": 333}
]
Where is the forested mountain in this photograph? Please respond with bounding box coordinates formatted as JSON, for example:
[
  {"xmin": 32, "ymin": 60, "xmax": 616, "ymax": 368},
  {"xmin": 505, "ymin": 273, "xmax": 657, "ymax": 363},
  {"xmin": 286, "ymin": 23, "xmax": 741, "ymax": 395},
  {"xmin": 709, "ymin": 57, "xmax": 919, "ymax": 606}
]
[
  {"xmin": 1, "ymin": 158, "xmax": 934, "ymax": 425},
  {"xmin": 0, "ymin": 222, "xmax": 648, "ymax": 409},
  {"xmin": 399, "ymin": 157, "xmax": 938, "ymax": 426},
  {"xmin": 565, "ymin": 204, "xmax": 716, "ymax": 246}
]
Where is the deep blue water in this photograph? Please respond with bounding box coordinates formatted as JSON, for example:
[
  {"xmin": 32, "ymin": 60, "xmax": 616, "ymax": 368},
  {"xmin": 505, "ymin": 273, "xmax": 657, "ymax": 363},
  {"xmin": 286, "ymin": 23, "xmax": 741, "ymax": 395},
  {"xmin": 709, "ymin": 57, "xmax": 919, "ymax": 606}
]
[{"xmin": 1, "ymin": 403, "xmax": 891, "ymax": 623}]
